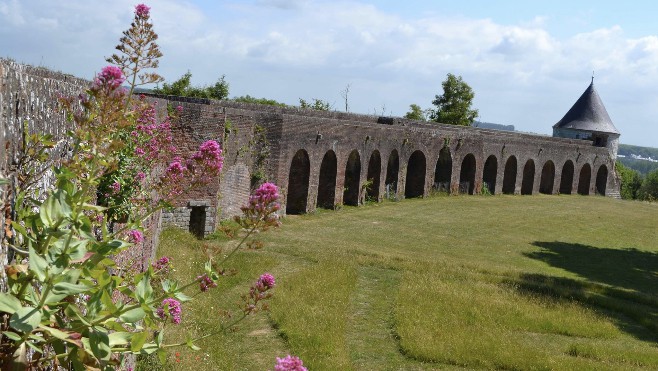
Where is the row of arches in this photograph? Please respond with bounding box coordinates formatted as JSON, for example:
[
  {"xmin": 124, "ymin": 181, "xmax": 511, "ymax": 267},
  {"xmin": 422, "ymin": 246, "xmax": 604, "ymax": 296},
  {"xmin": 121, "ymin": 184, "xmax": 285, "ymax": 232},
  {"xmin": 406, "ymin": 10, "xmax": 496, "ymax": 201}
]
[{"xmin": 286, "ymin": 149, "xmax": 610, "ymax": 214}]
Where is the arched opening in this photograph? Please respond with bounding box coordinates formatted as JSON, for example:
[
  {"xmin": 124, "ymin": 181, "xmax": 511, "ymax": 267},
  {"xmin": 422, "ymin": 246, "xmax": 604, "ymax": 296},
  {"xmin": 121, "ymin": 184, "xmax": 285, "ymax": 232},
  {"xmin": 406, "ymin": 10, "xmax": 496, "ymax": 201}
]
[
  {"xmin": 596, "ymin": 165, "xmax": 608, "ymax": 195},
  {"xmin": 385, "ymin": 150, "xmax": 399, "ymax": 199},
  {"xmin": 521, "ymin": 159, "xmax": 535, "ymax": 195},
  {"xmin": 405, "ymin": 150, "xmax": 426, "ymax": 198},
  {"xmin": 578, "ymin": 164, "xmax": 591, "ymax": 195},
  {"xmin": 502, "ymin": 156, "xmax": 517, "ymax": 194},
  {"xmin": 366, "ymin": 150, "xmax": 381, "ymax": 201},
  {"xmin": 286, "ymin": 149, "xmax": 310, "ymax": 214},
  {"xmin": 560, "ymin": 160, "xmax": 574, "ymax": 194},
  {"xmin": 189, "ymin": 206, "xmax": 207, "ymax": 239},
  {"xmin": 433, "ymin": 147, "xmax": 452, "ymax": 192},
  {"xmin": 343, "ymin": 150, "xmax": 361, "ymax": 206},
  {"xmin": 483, "ymin": 155, "xmax": 497, "ymax": 194},
  {"xmin": 459, "ymin": 154, "xmax": 476, "ymax": 194},
  {"xmin": 539, "ymin": 161, "xmax": 555, "ymax": 195},
  {"xmin": 317, "ymin": 150, "xmax": 337, "ymax": 209}
]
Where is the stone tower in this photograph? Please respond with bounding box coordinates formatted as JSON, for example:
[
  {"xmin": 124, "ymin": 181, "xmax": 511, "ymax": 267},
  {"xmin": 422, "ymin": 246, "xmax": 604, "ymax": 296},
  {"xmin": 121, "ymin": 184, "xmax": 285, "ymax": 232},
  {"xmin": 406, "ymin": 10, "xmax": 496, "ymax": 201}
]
[{"xmin": 553, "ymin": 80, "xmax": 620, "ymax": 158}]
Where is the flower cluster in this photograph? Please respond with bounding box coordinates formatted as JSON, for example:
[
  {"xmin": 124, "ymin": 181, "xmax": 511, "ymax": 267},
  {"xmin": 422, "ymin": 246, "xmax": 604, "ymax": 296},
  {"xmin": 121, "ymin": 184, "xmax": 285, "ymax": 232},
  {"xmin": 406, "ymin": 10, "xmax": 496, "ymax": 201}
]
[
  {"xmin": 152, "ymin": 256, "xmax": 171, "ymax": 273},
  {"xmin": 135, "ymin": 3, "xmax": 151, "ymax": 18},
  {"xmin": 187, "ymin": 140, "xmax": 224, "ymax": 186},
  {"xmin": 274, "ymin": 355, "xmax": 307, "ymax": 371},
  {"xmin": 157, "ymin": 298, "xmax": 182, "ymax": 324},
  {"xmin": 197, "ymin": 273, "xmax": 218, "ymax": 292},
  {"xmin": 242, "ymin": 273, "xmax": 276, "ymax": 315},
  {"xmin": 94, "ymin": 65, "xmax": 125, "ymax": 89},
  {"xmin": 127, "ymin": 229, "xmax": 144, "ymax": 244},
  {"xmin": 238, "ymin": 182, "xmax": 281, "ymax": 230}
]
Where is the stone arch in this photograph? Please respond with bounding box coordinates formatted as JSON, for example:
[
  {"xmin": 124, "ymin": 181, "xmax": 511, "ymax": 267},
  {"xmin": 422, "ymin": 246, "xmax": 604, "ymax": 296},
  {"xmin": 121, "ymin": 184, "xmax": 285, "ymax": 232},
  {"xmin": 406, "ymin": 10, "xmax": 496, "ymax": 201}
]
[
  {"xmin": 366, "ymin": 150, "xmax": 381, "ymax": 201},
  {"xmin": 405, "ymin": 150, "xmax": 427, "ymax": 198},
  {"xmin": 343, "ymin": 150, "xmax": 361, "ymax": 206},
  {"xmin": 560, "ymin": 160, "xmax": 574, "ymax": 194},
  {"xmin": 433, "ymin": 147, "xmax": 452, "ymax": 192},
  {"xmin": 596, "ymin": 164, "xmax": 608, "ymax": 195},
  {"xmin": 317, "ymin": 150, "xmax": 337, "ymax": 209},
  {"xmin": 502, "ymin": 156, "xmax": 517, "ymax": 194},
  {"xmin": 539, "ymin": 160, "xmax": 555, "ymax": 194},
  {"xmin": 521, "ymin": 159, "xmax": 535, "ymax": 195},
  {"xmin": 460, "ymin": 154, "xmax": 477, "ymax": 194},
  {"xmin": 385, "ymin": 150, "xmax": 399, "ymax": 199},
  {"xmin": 286, "ymin": 149, "xmax": 310, "ymax": 214},
  {"xmin": 483, "ymin": 155, "xmax": 497, "ymax": 194},
  {"xmin": 578, "ymin": 163, "xmax": 592, "ymax": 195}
]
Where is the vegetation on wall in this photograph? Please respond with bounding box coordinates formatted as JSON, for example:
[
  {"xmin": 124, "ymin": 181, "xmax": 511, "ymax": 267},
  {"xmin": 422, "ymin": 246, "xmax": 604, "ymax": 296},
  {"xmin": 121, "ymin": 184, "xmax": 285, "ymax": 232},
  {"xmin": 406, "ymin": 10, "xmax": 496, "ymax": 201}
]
[
  {"xmin": 429, "ymin": 73, "xmax": 479, "ymax": 126},
  {"xmin": 153, "ymin": 71, "xmax": 230, "ymax": 100}
]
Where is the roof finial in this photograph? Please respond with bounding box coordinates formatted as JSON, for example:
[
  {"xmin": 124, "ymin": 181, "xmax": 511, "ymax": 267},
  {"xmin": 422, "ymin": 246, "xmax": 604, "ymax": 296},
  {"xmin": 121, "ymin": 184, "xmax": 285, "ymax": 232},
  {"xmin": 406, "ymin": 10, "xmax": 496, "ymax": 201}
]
[{"xmin": 591, "ymin": 70, "xmax": 594, "ymax": 84}]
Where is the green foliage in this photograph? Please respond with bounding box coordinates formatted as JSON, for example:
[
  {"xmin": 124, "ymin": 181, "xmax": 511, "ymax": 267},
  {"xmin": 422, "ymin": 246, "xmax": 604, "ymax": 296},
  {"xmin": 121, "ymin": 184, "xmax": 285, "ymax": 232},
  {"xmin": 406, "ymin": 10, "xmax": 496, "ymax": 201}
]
[
  {"xmin": 153, "ymin": 71, "xmax": 230, "ymax": 100},
  {"xmin": 617, "ymin": 156, "xmax": 658, "ymax": 175},
  {"xmin": 233, "ymin": 95, "xmax": 288, "ymax": 107},
  {"xmin": 618, "ymin": 144, "xmax": 658, "ymax": 161},
  {"xmin": 429, "ymin": 73, "xmax": 478, "ymax": 126},
  {"xmin": 299, "ymin": 98, "xmax": 331, "ymax": 111},
  {"xmin": 403, "ymin": 103, "xmax": 427, "ymax": 121},
  {"xmin": 639, "ymin": 169, "xmax": 658, "ymax": 201},
  {"xmin": 616, "ymin": 162, "xmax": 643, "ymax": 200}
]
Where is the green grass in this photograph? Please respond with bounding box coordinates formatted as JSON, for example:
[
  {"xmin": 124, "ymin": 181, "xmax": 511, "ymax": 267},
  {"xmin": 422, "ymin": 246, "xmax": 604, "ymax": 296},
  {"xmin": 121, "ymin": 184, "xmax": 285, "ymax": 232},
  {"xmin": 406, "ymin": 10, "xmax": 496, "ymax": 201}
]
[{"xmin": 149, "ymin": 195, "xmax": 658, "ymax": 370}]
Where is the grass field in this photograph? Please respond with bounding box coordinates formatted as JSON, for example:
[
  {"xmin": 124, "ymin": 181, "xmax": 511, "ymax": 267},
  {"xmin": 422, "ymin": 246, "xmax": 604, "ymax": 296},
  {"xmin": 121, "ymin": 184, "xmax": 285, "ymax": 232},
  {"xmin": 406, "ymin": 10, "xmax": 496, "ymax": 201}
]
[{"xmin": 147, "ymin": 195, "xmax": 658, "ymax": 370}]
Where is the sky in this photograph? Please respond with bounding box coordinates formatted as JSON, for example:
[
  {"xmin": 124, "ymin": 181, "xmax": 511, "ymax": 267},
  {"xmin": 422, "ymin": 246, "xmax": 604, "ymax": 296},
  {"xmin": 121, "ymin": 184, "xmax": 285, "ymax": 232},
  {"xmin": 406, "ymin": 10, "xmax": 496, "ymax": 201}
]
[{"xmin": 1, "ymin": 0, "xmax": 657, "ymax": 147}]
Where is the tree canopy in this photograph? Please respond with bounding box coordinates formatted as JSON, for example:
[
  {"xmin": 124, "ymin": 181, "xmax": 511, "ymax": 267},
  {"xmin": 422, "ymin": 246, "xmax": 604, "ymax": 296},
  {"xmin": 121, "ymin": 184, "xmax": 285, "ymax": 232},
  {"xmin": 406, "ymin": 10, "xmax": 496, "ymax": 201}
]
[
  {"xmin": 404, "ymin": 104, "xmax": 427, "ymax": 121},
  {"xmin": 153, "ymin": 71, "xmax": 229, "ymax": 100},
  {"xmin": 429, "ymin": 73, "xmax": 478, "ymax": 126}
]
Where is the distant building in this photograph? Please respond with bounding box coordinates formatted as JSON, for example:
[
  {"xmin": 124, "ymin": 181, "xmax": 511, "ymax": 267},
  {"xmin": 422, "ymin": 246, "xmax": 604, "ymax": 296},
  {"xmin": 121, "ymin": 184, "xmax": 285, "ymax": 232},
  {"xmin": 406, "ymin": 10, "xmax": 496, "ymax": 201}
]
[{"xmin": 552, "ymin": 79, "xmax": 620, "ymax": 158}]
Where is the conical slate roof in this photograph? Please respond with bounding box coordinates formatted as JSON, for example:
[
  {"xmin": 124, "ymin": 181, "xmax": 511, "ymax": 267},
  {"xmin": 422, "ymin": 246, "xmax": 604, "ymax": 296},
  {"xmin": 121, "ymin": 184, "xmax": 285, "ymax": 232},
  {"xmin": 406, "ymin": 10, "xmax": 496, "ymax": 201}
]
[{"xmin": 553, "ymin": 81, "xmax": 619, "ymax": 134}]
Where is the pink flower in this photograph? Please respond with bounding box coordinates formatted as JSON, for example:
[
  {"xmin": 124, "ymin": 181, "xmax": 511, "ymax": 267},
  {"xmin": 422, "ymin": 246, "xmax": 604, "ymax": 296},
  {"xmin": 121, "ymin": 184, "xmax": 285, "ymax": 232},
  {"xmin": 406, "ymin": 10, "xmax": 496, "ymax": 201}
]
[
  {"xmin": 127, "ymin": 229, "xmax": 144, "ymax": 243},
  {"xmin": 176, "ymin": 105, "xmax": 183, "ymax": 113},
  {"xmin": 110, "ymin": 181, "xmax": 121, "ymax": 194},
  {"xmin": 157, "ymin": 298, "xmax": 182, "ymax": 324},
  {"xmin": 197, "ymin": 274, "xmax": 217, "ymax": 292},
  {"xmin": 258, "ymin": 273, "xmax": 275, "ymax": 290},
  {"xmin": 135, "ymin": 172, "xmax": 146, "ymax": 182},
  {"xmin": 95, "ymin": 66, "xmax": 125, "ymax": 89},
  {"xmin": 274, "ymin": 355, "xmax": 307, "ymax": 371},
  {"xmin": 135, "ymin": 4, "xmax": 151, "ymax": 17},
  {"xmin": 152, "ymin": 256, "xmax": 171, "ymax": 272}
]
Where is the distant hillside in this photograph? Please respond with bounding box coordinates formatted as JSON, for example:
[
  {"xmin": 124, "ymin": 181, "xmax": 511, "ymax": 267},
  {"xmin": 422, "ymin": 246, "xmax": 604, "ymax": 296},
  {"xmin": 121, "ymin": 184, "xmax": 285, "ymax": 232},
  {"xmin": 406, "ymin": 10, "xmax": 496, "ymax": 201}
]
[
  {"xmin": 473, "ymin": 121, "xmax": 515, "ymax": 131},
  {"xmin": 617, "ymin": 144, "xmax": 658, "ymax": 174}
]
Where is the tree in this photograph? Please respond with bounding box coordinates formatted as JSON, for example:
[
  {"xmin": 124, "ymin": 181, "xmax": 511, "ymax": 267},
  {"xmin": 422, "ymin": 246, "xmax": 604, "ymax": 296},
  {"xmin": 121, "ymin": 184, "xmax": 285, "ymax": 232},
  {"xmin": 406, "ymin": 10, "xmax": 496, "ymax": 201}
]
[
  {"xmin": 639, "ymin": 169, "xmax": 658, "ymax": 201},
  {"xmin": 429, "ymin": 73, "xmax": 478, "ymax": 126},
  {"xmin": 299, "ymin": 98, "xmax": 331, "ymax": 111},
  {"xmin": 616, "ymin": 162, "xmax": 643, "ymax": 200},
  {"xmin": 153, "ymin": 71, "xmax": 230, "ymax": 100},
  {"xmin": 404, "ymin": 104, "xmax": 427, "ymax": 121},
  {"xmin": 233, "ymin": 95, "xmax": 288, "ymax": 107}
]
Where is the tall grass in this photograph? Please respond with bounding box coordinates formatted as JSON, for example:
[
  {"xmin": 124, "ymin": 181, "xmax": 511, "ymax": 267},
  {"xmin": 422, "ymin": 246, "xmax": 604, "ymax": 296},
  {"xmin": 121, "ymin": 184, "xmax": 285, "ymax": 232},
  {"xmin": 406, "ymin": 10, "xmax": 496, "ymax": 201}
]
[{"xmin": 153, "ymin": 196, "xmax": 658, "ymax": 370}]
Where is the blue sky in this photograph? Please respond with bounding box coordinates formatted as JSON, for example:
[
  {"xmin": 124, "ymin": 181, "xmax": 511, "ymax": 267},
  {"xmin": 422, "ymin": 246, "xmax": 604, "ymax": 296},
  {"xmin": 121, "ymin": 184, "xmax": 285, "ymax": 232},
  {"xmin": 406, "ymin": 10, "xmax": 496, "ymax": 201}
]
[{"xmin": 2, "ymin": 0, "xmax": 657, "ymax": 147}]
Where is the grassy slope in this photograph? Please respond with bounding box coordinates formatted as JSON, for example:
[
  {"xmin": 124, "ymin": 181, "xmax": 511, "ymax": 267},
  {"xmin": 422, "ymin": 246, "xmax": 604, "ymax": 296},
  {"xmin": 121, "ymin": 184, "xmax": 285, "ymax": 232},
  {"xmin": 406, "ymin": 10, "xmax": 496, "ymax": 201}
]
[{"xmin": 155, "ymin": 195, "xmax": 658, "ymax": 370}]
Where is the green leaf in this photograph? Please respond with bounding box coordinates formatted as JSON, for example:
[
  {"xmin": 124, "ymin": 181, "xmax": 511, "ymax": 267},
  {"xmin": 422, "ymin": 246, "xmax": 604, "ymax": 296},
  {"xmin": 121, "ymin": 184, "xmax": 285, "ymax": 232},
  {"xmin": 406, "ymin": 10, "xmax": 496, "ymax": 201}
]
[
  {"xmin": 108, "ymin": 331, "xmax": 132, "ymax": 347},
  {"xmin": 2, "ymin": 331, "xmax": 21, "ymax": 341},
  {"xmin": 29, "ymin": 247, "xmax": 48, "ymax": 281},
  {"xmin": 131, "ymin": 331, "xmax": 148, "ymax": 352},
  {"xmin": 10, "ymin": 307, "xmax": 42, "ymax": 333},
  {"xmin": 157, "ymin": 348, "xmax": 167, "ymax": 365},
  {"xmin": 186, "ymin": 338, "xmax": 201, "ymax": 351},
  {"xmin": 90, "ymin": 327, "xmax": 111, "ymax": 361},
  {"xmin": 173, "ymin": 291, "xmax": 192, "ymax": 303},
  {"xmin": 0, "ymin": 293, "xmax": 23, "ymax": 314},
  {"xmin": 119, "ymin": 307, "xmax": 145, "ymax": 323},
  {"xmin": 135, "ymin": 273, "xmax": 153, "ymax": 304},
  {"xmin": 52, "ymin": 282, "xmax": 89, "ymax": 295}
]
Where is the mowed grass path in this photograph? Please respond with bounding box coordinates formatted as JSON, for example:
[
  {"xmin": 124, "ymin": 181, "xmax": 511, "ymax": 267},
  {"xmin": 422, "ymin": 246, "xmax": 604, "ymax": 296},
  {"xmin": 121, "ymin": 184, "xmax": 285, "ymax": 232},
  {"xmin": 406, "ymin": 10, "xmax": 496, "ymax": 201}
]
[{"xmin": 156, "ymin": 195, "xmax": 658, "ymax": 370}]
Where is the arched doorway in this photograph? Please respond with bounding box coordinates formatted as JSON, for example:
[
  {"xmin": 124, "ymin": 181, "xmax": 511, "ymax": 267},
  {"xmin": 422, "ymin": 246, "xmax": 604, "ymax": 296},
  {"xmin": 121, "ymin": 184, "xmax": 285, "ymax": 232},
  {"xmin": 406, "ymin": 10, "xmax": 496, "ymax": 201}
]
[
  {"xmin": 483, "ymin": 155, "xmax": 498, "ymax": 194},
  {"xmin": 503, "ymin": 156, "xmax": 517, "ymax": 194},
  {"xmin": 560, "ymin": 160, "xmax": 574, "ymax": 194},
  {"xmin": 343, "ymin": 150, "xmax": 361, "ymax": 206},
  {"xmin": 434, "ymin": 147, "xmax": 452, "ymax": 192},
  {"xmin": 459, "ymin": 154, "xmax": 476, "ymax": 194},
  {"xmin": 366, "ymin": 150, "xmax": 381, "ymax": 201},
  {"xmin": 596, "ymin": 165, "xmax": 608, "ymax": 195},
  {"xmin": 578, "ymin": 164, "xmax": 591, "ymax": 195},
  {"xmin": 405, "ymin": 150, "xmax": 426, "ymax": 198},
  {"xmin": 317, "ymin": 150, "xmax": 337, "ymax": 209},
  {"xmin": 385, "ymin": 150, "xmax": 399, "ymax": 199},
  {"xmin": 521, "ymin": 159, "xmax": 535, "ymax": 195},
  {"xmin": 539, "ymin": 161, "xmax": 555, "ymax": 195},
  {"xmin": 286, "ymin": 149, "xmax": 310, "ymax": 214}
]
